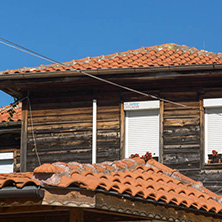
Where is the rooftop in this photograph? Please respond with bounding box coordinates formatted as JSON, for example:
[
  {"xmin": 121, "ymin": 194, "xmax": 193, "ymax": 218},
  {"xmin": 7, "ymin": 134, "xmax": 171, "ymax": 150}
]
[
  {"xmin": 1, "ymin": 157, "xmax": 221, "ymax": 215},
  {"xmin": 1, "ymin": 43, "xmax": 222, "ymax": 75},
  {"xmin": 0, "ymin": 102, "xmax": 22, "ymax": 123}
]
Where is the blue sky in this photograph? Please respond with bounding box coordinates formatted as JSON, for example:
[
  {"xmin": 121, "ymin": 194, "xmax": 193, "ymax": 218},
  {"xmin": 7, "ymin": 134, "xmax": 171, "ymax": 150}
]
[{"xmin": 1, "ymin": 0, "xmax": 222, "ymax": 107}]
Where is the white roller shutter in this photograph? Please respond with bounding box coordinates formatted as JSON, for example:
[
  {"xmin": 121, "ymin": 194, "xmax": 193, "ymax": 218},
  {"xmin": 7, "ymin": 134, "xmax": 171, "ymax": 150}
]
[
  {"xmin": 125, "ymin": 109, "xmax": 160, "ymax": 158},
  {"xmin": 0, "ymin": 152, "xmax": 13, "ymax": 173},
  {"xmin": 205, "ymin": 107, "xmax": 222, "ymax": 162}
]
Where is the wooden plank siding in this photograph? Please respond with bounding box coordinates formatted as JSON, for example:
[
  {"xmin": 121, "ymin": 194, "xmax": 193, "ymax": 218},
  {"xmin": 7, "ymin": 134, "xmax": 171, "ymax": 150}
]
[
  {"xmin": 15, "ymin": 74, "xmax": 222, "ymax": 194},
  {"xmin": 163, "ymin": 98, "xmax": 201, "ymax": 170},
  {"xmin": 26, "ymin": 90, "xmax": 121, "ymax": 171}
]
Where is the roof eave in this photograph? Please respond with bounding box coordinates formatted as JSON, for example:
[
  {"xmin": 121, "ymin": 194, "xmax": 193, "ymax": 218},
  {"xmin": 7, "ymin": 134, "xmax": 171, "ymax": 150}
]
[{"xmin": 1, "ymin": 63, "xmax": 222, "ymax": 80}]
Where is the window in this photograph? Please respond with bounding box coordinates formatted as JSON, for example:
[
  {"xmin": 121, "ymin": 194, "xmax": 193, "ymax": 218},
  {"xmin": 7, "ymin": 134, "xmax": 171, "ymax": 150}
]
[
  {"xmin": 124, "ymin": 101, "xmax": 160, "ymax": 159},
  {"xmin": 204, "ymin": 98, "xmax": 222, "ymax": 164},
  {"xmin": 0, "ymin": 152, "xmax": 14, "ymax": 173}
]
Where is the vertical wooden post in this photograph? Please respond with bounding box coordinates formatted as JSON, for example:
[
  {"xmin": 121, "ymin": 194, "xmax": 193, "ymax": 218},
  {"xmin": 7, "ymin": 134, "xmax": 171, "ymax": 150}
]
[
  {"xmin": 120, "ymin": 102, "xmax": 125, "ymax": 159},
  {"xmin": 20, "ymin": 98, "xmax": 28, "ymax": 172},
  {"xmin": 160, "ymin": 100, "xmax": 164, "ymax": 163},
  {"xmin": 199, "ymin": 99, "xmax": 204, "ymax": 168},
  {"xmin": 69, "ymin": 208, "xmax": 84, "ymax": 222}
]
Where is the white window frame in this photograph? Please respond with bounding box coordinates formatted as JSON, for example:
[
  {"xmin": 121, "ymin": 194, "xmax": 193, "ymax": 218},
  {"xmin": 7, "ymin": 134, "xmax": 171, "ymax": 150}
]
[
  {"xmin": 124, "ymin": 100, "xmax": 160, "ymax": 158},
  {"xmin": 0, "ymin": 152, "xmax": 14, "ymax": 173},
  {"xmin": 203, "ymin": 98, "xmax": 222, "ymax": 163}
]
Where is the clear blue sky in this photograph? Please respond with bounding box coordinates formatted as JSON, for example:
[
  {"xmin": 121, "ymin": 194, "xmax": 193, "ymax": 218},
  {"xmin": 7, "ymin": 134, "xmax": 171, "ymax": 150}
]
[{"xmin": 1, "ymin": 0, "xmax": 222, "ymax": 107}]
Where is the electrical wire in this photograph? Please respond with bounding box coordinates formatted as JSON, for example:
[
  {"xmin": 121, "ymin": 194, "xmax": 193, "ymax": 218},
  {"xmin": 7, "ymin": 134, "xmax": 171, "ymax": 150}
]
[
  {"xmin": 27, "ymin": 97, "xmax": 41, "ymax": 166},
  {"xmin": 0, "ymin": 96, "xmax": 27, "ymax": 112},
  {"xmin": 1, "ymin": 37, "xmax": 222, "ymax": 118},
  {"xmin": 0, "ymin": 95, "xmax": 41, "ymax": 166},
  {"xmin": 1, "ymin": 37, "xmax": 222, "ymax": 167}
]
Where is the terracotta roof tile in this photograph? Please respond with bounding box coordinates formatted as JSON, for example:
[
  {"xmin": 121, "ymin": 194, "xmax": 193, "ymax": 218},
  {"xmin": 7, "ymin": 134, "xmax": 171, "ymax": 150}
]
[
  {"xmin": 0, "ymin": 102, "xmax": 22, "ymax": 123},
  {"xmin": 34, "ymin": 163, "xmax": 65, "ymax": 173},
  {"xmin": 1, "ymin": 43, "xmax": 222, "ymax": 75},
  {"xmin": 0, "ymin": 158, "xmax": 222, "ymax": 215},
  {"xmin": 0, "ymin": 172, "xmax": 39, "ymax": 189}
]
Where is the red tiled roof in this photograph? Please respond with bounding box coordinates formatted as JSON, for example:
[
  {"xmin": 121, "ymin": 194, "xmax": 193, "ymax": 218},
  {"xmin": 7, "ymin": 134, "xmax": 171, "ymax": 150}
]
[
  {"xmin": 1, "ymin": 43, "xmax": 222, "ymax": 75},
  {"xmin": 0, "ymin": 102, "xmax": 22, "ymax": 123},
  {"xmin": 1, "ymin": 158, "xmax": 222, "ymax": 214}
]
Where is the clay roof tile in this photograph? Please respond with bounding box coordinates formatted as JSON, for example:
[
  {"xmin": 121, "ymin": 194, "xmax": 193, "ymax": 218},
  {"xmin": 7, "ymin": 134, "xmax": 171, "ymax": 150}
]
[
  {"xmin": 34, "ymin": 163, "xmax": 64, "ymax": 173},
  {"xmin": 0, "ymin": 156, "xmax": 222, "ymax": 215},
  {"xmin": 2, "ymin": 43, "xmax": 222, "ymax": 75}
]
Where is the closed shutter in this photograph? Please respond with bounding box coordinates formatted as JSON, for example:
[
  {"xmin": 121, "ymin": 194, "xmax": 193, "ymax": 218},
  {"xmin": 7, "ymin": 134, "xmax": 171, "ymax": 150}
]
[
  {"xmin": 205, "ymin": 107, "xmax": 222, "ymax": 159},
  {"xmin": 0, "ymin": 152, "xmax": 13, "ymax": 173},
  {"xmin": 125, "ymin": 109, "xmax": 160, "ymax": 158}
]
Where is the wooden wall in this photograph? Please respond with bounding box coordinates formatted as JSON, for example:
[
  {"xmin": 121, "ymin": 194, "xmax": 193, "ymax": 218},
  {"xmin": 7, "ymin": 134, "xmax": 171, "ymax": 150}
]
[
  {"xmin": 20, "ymin": 73, "xmax": 222, "ymax": 194},
  {"xmin": 162, "ymin": 94, "xmax": 201, "ymax": 170},
  {"xmin": 26, "ymin": 89, "xmax": 121, "ymax": 171}
]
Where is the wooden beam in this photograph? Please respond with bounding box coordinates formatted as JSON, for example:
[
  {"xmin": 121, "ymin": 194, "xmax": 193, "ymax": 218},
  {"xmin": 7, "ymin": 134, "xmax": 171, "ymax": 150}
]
[
  {"xmin": 84, "ymin": 208, "xmax": 148, "ymax": 221},
  {"xmin": 20, "ymin": 98, "xmax": 28, "ymax": 172},
  {"xmin": 69, "ymin": 208, "xmax": 84, "ymax": 222},
  {"xmin": 199, "ymin": 99, "xmax": 204, "ymax": 168},
  {"xmin": 160, "ymin": 100, "xmax": 164, "ymax": 163},
  {"xmin": 0, "ymin": 205, "xmax": 65, "ymax": 214},
  {"xmin": 120, "ymin": 102, "xmax": 125, "ymax": 159},
  {"xmin": 0, "ymin": 209, "xmax": 69, "ymax": 222}
]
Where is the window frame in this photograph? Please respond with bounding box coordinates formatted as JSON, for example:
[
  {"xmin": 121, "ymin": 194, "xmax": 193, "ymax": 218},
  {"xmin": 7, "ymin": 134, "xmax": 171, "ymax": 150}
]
[
  {"xmin": 123, "ymin": 100, "xmax": 161, "ymax": 159},
  {"xmin": 0, "ymin": 151, "xmax": 14, "ymax": 173},
  {"xmin": 203, "ymin": 98, "xmax": 222, "ymax": 166}
]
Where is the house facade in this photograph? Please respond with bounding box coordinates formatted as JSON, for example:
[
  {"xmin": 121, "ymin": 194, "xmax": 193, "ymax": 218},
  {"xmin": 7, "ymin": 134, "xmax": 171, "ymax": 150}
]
[{"xmin": 1, "ymin": 43, "xmax": 222, "ymax": 194}]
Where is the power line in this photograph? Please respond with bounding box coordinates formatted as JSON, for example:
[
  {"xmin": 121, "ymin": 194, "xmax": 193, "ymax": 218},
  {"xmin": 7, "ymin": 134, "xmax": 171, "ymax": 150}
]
[
  {"xmin": 2, "ymin": 38, "xmax": 222, "ymax": 166},
  {"xmin": 2, "ymin": 37, "xmax": 222, "ymax": 118},
  {"xmin": 0, "ymin": 97, "xmax": 27, "ymax": 112},
  {"xmin": 0, "ymin": 37, "xmax": 202, "ymax": 111},
  {"xmin": 0, "ymin": 95, "xmax": 41, "ymax": 166},
  {"xmin": 27, "ymin": 97, "xmax": 41, "ymax": 166}
]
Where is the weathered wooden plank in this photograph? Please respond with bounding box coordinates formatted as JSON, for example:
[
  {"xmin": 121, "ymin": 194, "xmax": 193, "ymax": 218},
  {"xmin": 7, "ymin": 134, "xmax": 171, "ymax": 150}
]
[
  {"xmin": 164, "ymin": 109, "xmax": 200, "ymax": 117},
  {"xmin": 164, "ymin": 118, "xmax": 200, "ymax": 126},
  {"xmin": 28, "ymin": 138, "xmax": 92, "ymax": 147},
  {"xmin": 163, "ymin": 144, "xmax": 200, "ymax": 149},
  {"xmin": 28, "ymin": 120, "xmax": 119, "ymax": 129},
  {"xmin": 31, "ymin": 113, "xmax": 93, "ymax": 123},
  {"xmin": 163, "ymin": 152, "xmax": 200, "ymax": 169},
  {"xmin": 27, "ymin": 149, "xmax": 93, "ymax": 169},
  {"xmin": 164, "ymin": 125, "xmax": 200, "ymax": 136},
  {"xmin": 164, "ymin": 147, "xmax": 200, "ymax": 154},
  {"xmin": 31, "ymin": 106, "xmax": 119, "ymax": 117},
  {"xmin": 164, "ymin": 101, "xmax": 200, "ymax": 109},
  {"xmin": 164, "ymin": 134, "xmax": 200, "ymax": 145}
]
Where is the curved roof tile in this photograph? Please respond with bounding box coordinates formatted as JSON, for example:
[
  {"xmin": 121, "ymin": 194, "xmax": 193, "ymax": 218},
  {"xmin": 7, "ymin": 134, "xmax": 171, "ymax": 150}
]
[
  {"xmin": 0, "ymin": 157, "xmax": 221, "ymax": 214},
  {"xmin": 1, "ymin": 43, "xmax": 222, "ymax": 75},
  {"xmin": 0, "ymin": 102, "xmax": 22, "ymax": 123}
]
